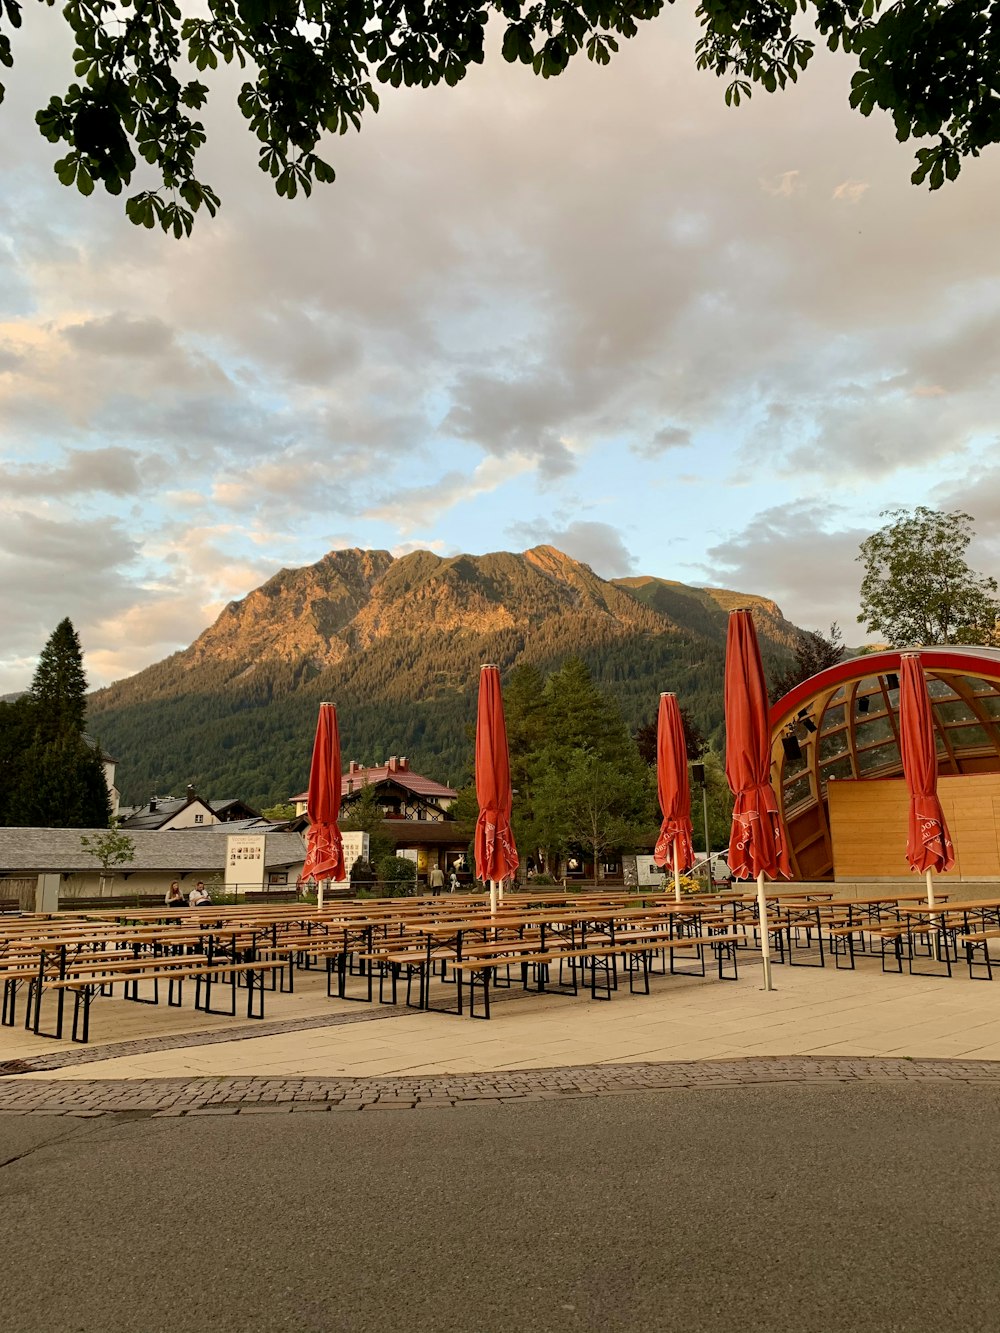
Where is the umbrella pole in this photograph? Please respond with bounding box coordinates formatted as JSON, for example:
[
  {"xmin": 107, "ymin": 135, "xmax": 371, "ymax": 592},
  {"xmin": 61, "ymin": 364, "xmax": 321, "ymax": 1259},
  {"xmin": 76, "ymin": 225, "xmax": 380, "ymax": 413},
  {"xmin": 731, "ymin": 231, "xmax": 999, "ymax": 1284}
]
[
  {"xmin": 926, "ymin": 868, "xmax": 940, "ymax": 960},
  {"xmin": 498, "ymin": 877, "xmax": 505, "ymax": 905},
  {"xmin": 318, "ymin": 881, "xmax": 324, "ymax": 912},
  {"xmin": 756, "ymin": 870, "xmax": 773, "ymax": 992},
  {"xmin": 673, "ymin": 843, "xmax": 681, "ymax": 904},
  {"xmin": 489, "ymin": 879, "xmax": 497, "ymax": 914}
]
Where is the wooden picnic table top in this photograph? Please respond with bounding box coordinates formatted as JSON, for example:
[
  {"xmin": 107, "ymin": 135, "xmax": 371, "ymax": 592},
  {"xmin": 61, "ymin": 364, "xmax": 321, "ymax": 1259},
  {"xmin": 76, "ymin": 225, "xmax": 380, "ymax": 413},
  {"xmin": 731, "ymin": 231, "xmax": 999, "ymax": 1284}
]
[
  {"xmin": 822, "ymin": 893, "xmax": 953, "ymax": 907},
  {"xmin": 401, "ymin": 904, "xmax": 705, "ymax": 935},
  {"xmin": 896, "ymin": 899, "xmax": 1000, "ymax": 916}
]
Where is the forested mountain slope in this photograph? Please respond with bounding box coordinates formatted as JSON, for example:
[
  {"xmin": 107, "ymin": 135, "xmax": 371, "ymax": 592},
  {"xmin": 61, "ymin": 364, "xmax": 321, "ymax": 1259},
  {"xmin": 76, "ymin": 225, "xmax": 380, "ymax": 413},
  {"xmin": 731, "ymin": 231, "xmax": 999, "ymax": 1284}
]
[{"xmin": 88, "ymin": 546, "xmax": 802, "ymax": 806}]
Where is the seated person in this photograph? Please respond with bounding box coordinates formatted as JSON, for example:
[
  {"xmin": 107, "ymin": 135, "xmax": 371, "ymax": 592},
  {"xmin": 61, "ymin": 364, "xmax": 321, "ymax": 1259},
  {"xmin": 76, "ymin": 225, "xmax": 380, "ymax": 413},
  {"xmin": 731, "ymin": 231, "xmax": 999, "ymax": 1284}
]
[
  {"xmin": 188, "ymin": 881, "xmax": 211, "ymax": 907},
  {"xmin": 165, "ymin": 880, "xmax": 186, "ymax": 907}
]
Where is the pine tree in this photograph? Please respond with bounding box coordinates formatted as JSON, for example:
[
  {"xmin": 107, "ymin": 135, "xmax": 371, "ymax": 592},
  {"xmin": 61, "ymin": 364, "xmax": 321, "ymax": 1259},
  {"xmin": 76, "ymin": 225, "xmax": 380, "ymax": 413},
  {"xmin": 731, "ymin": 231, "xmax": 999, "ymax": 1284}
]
[
  {"xmin": 0, "ymin": 619, "xmax": 111, "ymax": 828},
  {"xmin": 30, "ymin": 618, "xmax": 89, "ymax": 742},
  {"xmin": 9, "ymin": 733, "xmax": 111, "ymax": 828},
  {"xmin": 769, "ymin": 624, "xmax": 845, "ymax": 703}
]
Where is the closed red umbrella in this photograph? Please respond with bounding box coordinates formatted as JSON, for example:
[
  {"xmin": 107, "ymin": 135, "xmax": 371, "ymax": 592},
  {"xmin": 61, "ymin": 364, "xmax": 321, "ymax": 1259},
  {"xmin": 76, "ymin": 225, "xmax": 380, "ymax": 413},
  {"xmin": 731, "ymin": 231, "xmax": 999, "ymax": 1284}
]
[
  {"xmin": 474, "ymin": 664, "xmax": 519, "ymax": 913},
  {"xmin": 653, "ymin": 692, "xmax": 695, "ymax": 902},
  {"xmin": 899, "ymin": 653, "xmax": 955, "ymax": 910},
  {"xmin": 297, "ymin": 702, "xmax": 346, "ymax": 907},
  {"xmin": 725, "ymin": 609, "xmax": 789, "ymax": 990}
]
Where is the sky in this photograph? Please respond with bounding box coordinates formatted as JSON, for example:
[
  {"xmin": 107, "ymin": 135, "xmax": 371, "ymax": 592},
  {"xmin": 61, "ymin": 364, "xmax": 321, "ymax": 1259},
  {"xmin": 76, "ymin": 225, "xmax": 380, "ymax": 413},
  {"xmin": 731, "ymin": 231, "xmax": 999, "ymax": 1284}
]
[{"xmin": 2, "ymin": 7, "xmax": 999, "ymax": 695}]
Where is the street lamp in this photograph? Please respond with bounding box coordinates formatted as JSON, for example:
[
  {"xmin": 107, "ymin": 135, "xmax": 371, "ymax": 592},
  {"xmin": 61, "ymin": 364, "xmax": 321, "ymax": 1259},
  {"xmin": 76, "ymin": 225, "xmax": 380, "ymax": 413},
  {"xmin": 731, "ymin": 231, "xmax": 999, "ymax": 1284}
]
[{"xmin": 691, "ymin": 762, "xmax": 711, "ymax": 886}]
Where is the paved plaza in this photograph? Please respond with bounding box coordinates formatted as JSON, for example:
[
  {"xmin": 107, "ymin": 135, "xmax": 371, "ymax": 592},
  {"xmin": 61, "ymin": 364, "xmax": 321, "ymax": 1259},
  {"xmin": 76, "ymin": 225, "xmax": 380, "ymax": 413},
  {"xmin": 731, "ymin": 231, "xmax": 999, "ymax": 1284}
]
[
  {"xmin": 4, "ymin": 943, "xmax": 1000, "ymax": 1331},
  {"xmin": 0, "ymin": 945, "xmax": 998, "ymax": 1101}
]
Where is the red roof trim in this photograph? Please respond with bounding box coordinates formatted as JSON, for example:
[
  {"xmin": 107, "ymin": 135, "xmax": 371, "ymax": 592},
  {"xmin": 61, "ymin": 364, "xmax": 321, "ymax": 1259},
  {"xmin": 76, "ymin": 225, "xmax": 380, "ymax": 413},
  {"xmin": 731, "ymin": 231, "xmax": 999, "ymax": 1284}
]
[
  {"xmin": 292, "ymin": 768, "xmax": 457, "ymax": 804},
  {"xmin": 769, "ymin": 647, "xmax": 1000, "ymax": 732}
]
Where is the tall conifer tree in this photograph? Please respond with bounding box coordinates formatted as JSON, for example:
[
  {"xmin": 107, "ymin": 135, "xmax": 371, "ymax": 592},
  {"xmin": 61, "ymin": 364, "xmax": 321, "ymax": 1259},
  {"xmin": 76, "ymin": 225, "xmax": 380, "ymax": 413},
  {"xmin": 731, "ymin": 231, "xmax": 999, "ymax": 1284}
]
[
  {"xmin": 0, "ymin": 619, "xmax": 111, "ymax": 827},
  {"xmin": 30, "ymin": 618, "xmax": 89, "ymax": 742}
]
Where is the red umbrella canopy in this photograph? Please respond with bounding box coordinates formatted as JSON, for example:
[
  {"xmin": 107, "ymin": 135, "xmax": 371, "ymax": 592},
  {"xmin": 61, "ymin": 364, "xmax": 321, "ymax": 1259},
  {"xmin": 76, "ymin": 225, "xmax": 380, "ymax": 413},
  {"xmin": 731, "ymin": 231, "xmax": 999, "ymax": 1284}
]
[
  {"xmin": 653, "ymin": 692, "xmax": 695, "ymax": 871},
  {"xmin": 724, "ymin": 610, "xmax": 790, "ymax": 880},
  {"xmin": 474, "ymin": 664, "xmax": 519, "ymax": 883},
  {"xmin": 899, "ymin": 654, "xmax": 956, "ymax": 875},
  {"xmin": 297, "ymin": 701, "xmax": 346, "ymax": 885}
]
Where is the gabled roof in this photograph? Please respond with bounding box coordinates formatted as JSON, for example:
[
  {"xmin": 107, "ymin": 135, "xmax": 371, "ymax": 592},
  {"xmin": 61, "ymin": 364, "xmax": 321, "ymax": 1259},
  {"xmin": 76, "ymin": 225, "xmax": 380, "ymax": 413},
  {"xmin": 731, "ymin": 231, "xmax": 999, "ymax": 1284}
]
[
  {"xmin": 211, "ymin": 799, "xmax": 262, "ymax": 821},
  {"xmin": 207, "ymin": 817, "xmax": 285, "ymax": 834},
  {"xmin": 292, "ymin": 765, "xmax": 457, "ymax": 805},
  {"xmin": 0, "ymin": 828, "xmax": 307, "ymax": 874},
  {"xmin": 116, "ymin": 795, "xmax": 260, "ymax": 830},
  {"xmin": 117, "ymin": 796, "xmax": 216, "ymax": 830}
]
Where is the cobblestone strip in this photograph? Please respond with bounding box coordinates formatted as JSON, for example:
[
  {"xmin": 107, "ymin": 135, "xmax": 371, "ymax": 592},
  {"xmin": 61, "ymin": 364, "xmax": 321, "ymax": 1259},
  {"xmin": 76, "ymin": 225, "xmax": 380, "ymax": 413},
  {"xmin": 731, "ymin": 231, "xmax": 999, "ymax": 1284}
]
[
  {"xmin": 2, "ymin": 1057, "xmax": 1000, "ymax": 1116},
  {"xmin": 0, "ymin": 987, "xmax": 534, "ymax": 1077},
  {"xmin": 0, "ymin": 1006, "xmax": 417, "ymax": 1077}
]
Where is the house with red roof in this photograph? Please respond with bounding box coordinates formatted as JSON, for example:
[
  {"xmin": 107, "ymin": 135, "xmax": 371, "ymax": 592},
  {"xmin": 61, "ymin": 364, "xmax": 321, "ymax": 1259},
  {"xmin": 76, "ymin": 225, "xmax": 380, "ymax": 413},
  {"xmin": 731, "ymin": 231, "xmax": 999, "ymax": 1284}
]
[
  {"xmin": 291, "ymin": 756, "xmax": 456, "ymax": 821},
  {"xmin": 292, "ymin": 757, "xmax": 472, "ymax": 885}
]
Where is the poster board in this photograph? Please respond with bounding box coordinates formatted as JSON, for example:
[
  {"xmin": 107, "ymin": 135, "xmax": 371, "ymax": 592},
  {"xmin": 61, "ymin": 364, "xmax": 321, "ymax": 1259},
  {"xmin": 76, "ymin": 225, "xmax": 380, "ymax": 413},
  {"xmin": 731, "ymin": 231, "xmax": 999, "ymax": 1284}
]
[
  {"xmin": 340, "ymin": 831, "xmax": 370, "ymax": 875},
  {"xmin": 225, "ymin": 834, "xmax": 266, "ymax": 892}
]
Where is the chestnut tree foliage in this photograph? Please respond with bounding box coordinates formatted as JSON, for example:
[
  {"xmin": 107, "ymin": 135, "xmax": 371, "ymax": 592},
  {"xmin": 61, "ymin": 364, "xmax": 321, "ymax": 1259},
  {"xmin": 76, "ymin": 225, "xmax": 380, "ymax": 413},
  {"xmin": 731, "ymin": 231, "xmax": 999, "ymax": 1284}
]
[{"xmin": 0, "ymin": 0, "xmax": 997, "ymax": 236}]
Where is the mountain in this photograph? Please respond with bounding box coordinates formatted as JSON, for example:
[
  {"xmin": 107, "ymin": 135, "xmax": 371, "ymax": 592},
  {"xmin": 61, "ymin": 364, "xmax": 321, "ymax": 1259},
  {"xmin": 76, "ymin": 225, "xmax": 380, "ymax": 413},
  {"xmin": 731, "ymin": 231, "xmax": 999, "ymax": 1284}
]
[{"xmin": 88, "ymin": 546, "xmax": 803, "ymax": 807}]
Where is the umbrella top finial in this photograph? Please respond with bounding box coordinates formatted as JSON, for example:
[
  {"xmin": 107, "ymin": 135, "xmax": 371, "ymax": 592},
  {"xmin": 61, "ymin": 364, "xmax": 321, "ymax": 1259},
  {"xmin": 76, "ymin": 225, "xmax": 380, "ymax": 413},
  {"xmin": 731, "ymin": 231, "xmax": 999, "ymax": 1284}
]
[
  {"xmin": 480, "ymin": 663, "xmax": 499, "ymax": 671},
  {"xmin": 320, "ymin": 700, "xmax": 335, "ymax": 706}
]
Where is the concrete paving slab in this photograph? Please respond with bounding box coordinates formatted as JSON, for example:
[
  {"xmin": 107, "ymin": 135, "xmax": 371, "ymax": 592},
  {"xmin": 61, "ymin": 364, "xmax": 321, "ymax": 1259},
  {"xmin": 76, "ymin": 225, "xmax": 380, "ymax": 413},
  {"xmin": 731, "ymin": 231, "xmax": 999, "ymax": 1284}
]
[{"xmin": 3, "ymin": 946, "xmax": 1000, "ymax": 1083}]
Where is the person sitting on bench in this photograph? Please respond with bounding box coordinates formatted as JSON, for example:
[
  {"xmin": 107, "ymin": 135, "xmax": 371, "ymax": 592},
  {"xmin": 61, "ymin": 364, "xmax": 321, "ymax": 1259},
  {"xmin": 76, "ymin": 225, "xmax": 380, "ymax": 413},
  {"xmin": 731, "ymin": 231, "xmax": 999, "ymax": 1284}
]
[
  {"xmin": 188, "ymin": 881, "xmax": 211, "ymax": 907},
  {"xmin": 165, "ymin": 881, "xmax": 186, "ymax": 908}
]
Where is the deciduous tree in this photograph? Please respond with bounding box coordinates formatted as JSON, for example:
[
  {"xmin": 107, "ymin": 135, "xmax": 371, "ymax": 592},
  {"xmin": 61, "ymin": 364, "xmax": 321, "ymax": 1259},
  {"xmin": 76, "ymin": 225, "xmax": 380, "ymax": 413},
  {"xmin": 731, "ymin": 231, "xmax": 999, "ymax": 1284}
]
[
  {"xmin": 3, "ymin": 0, "xmax": 992, "ymax": 237},
  {"xmin": 80, "ymin": 822, "xmax": 136, "ymax": 895},
  {"xmin": 857, "ymin": 508, "xmax": 999, "ymax": 647},
  {"xmin": 339, "ymin": 779, "xmax": 395, "ymax": 864}
]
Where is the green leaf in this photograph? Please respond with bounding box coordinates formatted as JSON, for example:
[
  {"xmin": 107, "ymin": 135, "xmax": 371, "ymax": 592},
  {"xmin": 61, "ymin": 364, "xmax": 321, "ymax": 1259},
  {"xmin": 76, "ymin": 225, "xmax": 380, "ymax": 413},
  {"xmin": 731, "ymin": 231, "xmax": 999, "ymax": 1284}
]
[{"xmin": 55, "ymin": 155, "xmax": 78, "ymax": 186}]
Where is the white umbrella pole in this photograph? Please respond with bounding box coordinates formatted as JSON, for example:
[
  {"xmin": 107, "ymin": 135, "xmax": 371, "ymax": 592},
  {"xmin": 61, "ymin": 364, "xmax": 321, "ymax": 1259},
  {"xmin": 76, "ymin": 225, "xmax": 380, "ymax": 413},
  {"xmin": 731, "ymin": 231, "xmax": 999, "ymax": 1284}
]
[
  {"xmin": 926, "ymin": 867, "xmax": 940, "ymax": 960},
  {"xmin": 756, "ymin": 870, "xmax": 773, "ymax": 992},
  {"xmin": 318, "ymin": 881, "xmax": 325, "ymax": 912},
  {"xmin": 489, "ymin": 879, "xmax": 497, "ymax": 914},
  {"xmin": 673, "ymin": 843, "xmax": 681, "ymax": 904},
  {"xmin": 498, "ymin": 877, "xmax": 505, "ymax": 905}
]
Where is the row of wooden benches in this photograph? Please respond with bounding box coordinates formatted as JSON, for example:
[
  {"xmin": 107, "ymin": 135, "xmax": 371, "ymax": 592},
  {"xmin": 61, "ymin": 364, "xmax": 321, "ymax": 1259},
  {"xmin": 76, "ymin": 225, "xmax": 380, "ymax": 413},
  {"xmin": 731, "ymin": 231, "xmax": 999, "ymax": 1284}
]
[
  {"xmin": 1, "ymin": 948, "xmax": 290, "ymax": 1043},
  {"xmin": 734, "ymin": 907, "xmax": 1000, "ymax": 981},
  {"xmin": 355, "ymin": 930, "xmax": 744, "ymax": 1018}
]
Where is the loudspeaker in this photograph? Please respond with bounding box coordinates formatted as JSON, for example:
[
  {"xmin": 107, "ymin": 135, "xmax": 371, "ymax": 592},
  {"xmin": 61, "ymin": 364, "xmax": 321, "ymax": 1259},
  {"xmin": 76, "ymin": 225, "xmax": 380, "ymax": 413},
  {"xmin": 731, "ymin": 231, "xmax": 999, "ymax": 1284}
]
[
  {"xmin": 782, "ymin": 735, "xmax": 802, "ymax": 762},
  {"xmin": 886, "ymin": 673, "xmax": 899, "ymax": 691},
  {"xmin": 858, "ymin": 695, "xmax": 870, "ymax": 714},
  {"xmin": 691, "ymin": 763, "xmax": 706, "ymax": 787}
]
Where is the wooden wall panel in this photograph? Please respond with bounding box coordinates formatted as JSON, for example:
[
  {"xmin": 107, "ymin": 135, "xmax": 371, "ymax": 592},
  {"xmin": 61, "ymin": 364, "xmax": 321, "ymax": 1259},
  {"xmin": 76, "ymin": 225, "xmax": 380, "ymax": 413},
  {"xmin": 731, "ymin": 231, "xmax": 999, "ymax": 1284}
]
[{"xmin": 829, "ymin": 773, "xmax": 1000, "ymax": 881}]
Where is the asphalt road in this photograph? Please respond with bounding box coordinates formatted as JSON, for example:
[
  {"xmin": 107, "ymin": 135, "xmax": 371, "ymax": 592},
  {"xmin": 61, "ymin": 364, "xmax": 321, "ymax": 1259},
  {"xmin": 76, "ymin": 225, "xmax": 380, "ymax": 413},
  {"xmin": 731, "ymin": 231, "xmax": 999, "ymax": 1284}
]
[{"xmin": 2, "ymin": 1083, "xmax": 999, "ymax": 1333}]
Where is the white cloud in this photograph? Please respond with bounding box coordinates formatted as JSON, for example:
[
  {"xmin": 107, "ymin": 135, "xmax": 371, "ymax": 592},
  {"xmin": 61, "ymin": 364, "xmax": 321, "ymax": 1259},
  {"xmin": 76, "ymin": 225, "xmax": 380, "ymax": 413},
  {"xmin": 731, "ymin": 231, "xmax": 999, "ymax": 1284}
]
[
  {"xmin": 364, "ymin": 454, "xmax": 538, "ymax": 533},
  {"xmin": 760, "ymin": 170, "xmax": 803, "ymax": 198},
  {"xmin": 705, "ymin": 503, "xmax": 872, "ymax": 637},
  {"xmin": 1, "ymin": 9, "xmax": 998, "ymax": 689},
  {"xmin": 832, "ymin": 179, "xmax": 870, "ymax": 203},
  {"xmin": 506, "ymin": 519, "xmax": 637, "ymax": 579}
]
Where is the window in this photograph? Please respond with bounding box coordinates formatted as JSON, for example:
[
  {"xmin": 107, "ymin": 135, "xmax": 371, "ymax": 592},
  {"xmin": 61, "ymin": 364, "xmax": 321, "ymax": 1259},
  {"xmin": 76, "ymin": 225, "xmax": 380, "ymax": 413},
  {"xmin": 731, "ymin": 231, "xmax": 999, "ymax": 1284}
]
[{"xmin": 194, "ymin": 813, "xmax": 204, "ymax": 824}]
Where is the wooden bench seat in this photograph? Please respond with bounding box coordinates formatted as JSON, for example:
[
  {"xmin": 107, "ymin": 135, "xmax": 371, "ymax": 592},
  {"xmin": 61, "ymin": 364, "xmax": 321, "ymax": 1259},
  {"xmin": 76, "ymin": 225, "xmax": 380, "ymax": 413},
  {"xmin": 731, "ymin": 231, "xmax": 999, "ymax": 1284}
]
[
  {"xmin": 38, "ymin": 957, "xmax": 285, "ymax": 1042},
  {"xmin": 452, "ymin": 933, "xmax": 743, "ymax": 1017},
  {"xmin": 956, "ymin": 929, "xmax": 1000, "ymax": 980}
]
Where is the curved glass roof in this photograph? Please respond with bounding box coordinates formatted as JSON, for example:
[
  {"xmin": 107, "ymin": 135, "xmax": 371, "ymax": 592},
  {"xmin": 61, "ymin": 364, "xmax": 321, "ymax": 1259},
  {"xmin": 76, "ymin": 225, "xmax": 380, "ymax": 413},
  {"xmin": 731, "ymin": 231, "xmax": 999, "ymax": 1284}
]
[{"xmin": 768, "ymin": 647, "xmax": 1000, "ymax": 880}]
